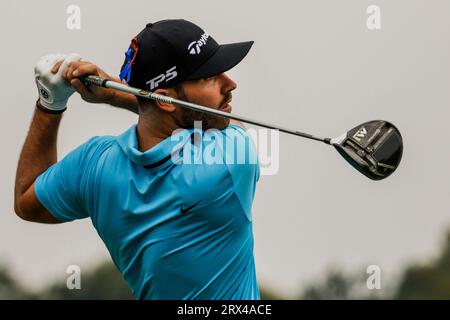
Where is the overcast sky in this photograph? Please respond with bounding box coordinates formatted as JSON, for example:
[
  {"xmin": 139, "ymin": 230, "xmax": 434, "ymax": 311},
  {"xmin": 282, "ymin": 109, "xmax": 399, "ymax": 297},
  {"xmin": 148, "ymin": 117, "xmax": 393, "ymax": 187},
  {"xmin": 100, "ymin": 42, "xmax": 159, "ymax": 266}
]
[{"xmin": 1, "ymin": 0, "xmax": 449, "ymax": 298}]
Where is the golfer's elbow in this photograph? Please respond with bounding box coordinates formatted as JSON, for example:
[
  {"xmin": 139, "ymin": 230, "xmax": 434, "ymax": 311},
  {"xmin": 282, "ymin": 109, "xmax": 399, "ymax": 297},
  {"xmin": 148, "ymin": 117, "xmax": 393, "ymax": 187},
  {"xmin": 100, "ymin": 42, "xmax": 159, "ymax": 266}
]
[
  {"xmin": 14, "ymin": 196, "xmax": 34, "ymax": 222},
  {"xmin": 14, "ymin": 195, "xmax": 36, "ymax": 222},
  {"xmin": 14, "ymin": 188, "xmax": 41, "ymax": 222},
  {"xmin": 14, "ymin": 201, "xmax": 50, "ymax": 223},
  {"xmin": 14, "ymin": 184, "xmax": 63, "ymax": 224},
  {"xmin": 14, "ymin": 184, "xmax": 27, "ymax": 220}
]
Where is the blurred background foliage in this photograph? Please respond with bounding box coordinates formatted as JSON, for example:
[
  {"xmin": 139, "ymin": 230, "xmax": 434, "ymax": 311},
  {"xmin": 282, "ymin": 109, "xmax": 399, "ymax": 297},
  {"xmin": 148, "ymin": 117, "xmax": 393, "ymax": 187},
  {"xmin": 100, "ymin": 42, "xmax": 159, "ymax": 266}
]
[{"xmin": 2, "ymin": 231, "xmax": 450, "ymax": 300}]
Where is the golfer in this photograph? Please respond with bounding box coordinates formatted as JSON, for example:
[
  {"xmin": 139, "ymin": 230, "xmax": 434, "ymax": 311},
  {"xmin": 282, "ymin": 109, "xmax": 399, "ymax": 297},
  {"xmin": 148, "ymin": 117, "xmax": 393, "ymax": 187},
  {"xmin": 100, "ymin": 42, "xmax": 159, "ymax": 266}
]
[{"xmin": 14, "ymin": 19, "xmax": 260, "ymax": 299}]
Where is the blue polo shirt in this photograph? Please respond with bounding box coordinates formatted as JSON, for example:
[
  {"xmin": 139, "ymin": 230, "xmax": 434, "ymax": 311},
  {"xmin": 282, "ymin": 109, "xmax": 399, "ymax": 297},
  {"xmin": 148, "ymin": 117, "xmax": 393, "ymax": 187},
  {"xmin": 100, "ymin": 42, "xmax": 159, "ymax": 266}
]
[{"xmin": 35, "ymin": 124, "xmax": 260, "ymax": 300}]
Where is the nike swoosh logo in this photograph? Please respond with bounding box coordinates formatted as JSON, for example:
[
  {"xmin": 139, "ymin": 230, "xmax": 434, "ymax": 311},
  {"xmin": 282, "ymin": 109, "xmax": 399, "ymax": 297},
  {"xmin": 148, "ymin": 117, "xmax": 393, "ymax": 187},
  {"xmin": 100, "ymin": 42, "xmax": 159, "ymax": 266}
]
[{"xmin": 180, "ymin": 200, "xmax": 202, "ymax": 214}]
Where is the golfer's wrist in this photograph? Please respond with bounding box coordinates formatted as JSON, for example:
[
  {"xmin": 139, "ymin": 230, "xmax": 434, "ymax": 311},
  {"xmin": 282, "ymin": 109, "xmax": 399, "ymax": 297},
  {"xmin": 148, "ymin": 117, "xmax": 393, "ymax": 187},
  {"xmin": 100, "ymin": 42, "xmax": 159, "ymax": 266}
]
[{"xmin": 35, "ymin": 99, "xmax": 65, "ymax": 117}]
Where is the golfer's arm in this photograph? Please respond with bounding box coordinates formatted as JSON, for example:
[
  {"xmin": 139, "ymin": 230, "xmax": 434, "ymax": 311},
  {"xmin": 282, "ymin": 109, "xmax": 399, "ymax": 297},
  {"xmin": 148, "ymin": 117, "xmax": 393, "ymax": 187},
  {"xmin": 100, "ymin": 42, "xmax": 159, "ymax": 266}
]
[
  {"xmin": 103, "ymin": 76, "xmax": 138, "ymax": 114},
  {"xmin": 14, "ymin": 105, "xmax": 63, "ymax": 224},
  {"xmin": 109, "ymin": 88, "xmax": 139, "ymax": 115}
]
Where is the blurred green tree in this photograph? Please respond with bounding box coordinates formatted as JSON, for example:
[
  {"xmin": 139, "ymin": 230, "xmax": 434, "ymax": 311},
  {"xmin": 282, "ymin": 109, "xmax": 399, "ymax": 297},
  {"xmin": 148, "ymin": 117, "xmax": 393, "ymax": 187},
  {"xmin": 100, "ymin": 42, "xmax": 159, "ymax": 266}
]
[
  {"xmin": 299, "ymin": 268, "xmax": 383, "ymax": 300},
  {"xmin": 39, "ymin": 261, "xmax": 134, "ymax": 300},
  {"xmin": 0, "ymin": 263, "xmax": 33, "ymax": 299},
  {"xmin": 4, "ymin": 229, "xmax": 450, "ymax": 299},
  {"xmin": 0, "ymin": 259, "xmax": 283, "ymax": 299},
  {"xmin": 394, "ymin": 232, "xmax": 450, "ymax": 299}
]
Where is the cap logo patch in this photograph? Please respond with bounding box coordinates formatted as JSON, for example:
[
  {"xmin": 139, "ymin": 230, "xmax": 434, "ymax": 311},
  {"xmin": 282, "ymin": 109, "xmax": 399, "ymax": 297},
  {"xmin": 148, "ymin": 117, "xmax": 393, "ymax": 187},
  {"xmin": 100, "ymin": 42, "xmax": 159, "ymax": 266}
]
[
  {"xmin": 188, "ymin": 32, "xmax": 210, "ymax": 55},
  {"xmin": 145, "ymin": 66, "xmax": 178, "ymax": 90}
]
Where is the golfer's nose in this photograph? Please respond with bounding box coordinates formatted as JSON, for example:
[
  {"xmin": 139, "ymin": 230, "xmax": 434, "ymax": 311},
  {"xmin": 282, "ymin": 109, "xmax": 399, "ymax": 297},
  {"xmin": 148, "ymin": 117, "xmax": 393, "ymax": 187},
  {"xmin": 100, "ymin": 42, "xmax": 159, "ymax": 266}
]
[{"xmin": 219, "ymin": 73, "xmax": 237, "ymax": 93}]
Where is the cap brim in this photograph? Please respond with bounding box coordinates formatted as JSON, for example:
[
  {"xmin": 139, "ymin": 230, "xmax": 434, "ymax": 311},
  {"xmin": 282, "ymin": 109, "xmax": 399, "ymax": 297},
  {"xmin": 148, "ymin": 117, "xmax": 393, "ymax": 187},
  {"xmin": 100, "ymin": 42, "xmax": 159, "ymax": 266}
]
[{"xmin": 185, "ymin": 41, "xmax": 254, "ymax": 80}]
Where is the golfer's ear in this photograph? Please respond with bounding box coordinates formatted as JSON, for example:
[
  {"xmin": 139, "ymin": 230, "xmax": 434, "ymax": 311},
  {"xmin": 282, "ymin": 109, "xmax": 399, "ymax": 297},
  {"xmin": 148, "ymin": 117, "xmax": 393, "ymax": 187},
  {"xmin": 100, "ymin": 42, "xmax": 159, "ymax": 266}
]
[{"xmin": 153, "ymin": 88, "xmax": 177, "ymax": 113}]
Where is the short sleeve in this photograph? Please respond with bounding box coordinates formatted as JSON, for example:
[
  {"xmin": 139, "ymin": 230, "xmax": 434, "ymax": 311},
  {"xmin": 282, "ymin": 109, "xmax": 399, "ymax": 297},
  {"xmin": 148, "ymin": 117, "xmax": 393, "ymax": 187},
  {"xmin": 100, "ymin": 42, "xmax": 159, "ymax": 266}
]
[{"xmin": 34, "ymin": 137, "xmax": 102, "ymax": 222}]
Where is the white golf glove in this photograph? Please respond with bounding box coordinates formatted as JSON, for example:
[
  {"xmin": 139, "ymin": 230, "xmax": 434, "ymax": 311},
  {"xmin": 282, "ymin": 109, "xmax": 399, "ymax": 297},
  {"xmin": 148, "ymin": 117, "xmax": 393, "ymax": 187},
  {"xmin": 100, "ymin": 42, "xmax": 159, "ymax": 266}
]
[{"xmin": 35, "ymin": 53, "xmax": 81, "ymax": 113}]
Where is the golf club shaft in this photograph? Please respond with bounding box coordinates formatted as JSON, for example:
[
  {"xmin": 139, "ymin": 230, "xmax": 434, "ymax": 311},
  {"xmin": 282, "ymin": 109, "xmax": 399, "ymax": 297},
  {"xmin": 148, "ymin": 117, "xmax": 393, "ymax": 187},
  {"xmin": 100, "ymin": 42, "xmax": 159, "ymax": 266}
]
[{"xmin": 81, "ymin": 75, "xmax": 331, "ymax": 144}]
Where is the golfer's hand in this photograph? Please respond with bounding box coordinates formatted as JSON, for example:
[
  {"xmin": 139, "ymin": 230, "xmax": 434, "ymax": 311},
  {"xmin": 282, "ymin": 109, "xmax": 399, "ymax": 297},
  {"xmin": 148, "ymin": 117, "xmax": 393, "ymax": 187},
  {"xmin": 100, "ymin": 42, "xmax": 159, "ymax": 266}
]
[
  {"xmin": 35, "ymin": 53, "xmax": 81, "ymax": 113},
  {"xmin": 53, "ymin": 59, "xmax": 118, "ymax": 105}
]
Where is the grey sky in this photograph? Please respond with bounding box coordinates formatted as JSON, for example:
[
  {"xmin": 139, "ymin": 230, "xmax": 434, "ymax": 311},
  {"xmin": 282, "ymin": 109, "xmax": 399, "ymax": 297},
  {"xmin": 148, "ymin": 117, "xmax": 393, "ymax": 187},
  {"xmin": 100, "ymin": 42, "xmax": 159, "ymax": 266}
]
[{"xmin": 1, "ymin": 0, "xmax": 449, "ymax": 298}]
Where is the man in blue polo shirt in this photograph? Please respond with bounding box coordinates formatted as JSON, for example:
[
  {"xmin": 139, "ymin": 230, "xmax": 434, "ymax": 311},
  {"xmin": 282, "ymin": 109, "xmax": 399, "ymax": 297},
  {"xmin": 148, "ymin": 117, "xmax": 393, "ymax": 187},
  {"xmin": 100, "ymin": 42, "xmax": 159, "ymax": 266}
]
[{"xmin": 14, "ymin": 19, "xmax": 260, "ymax": 299}]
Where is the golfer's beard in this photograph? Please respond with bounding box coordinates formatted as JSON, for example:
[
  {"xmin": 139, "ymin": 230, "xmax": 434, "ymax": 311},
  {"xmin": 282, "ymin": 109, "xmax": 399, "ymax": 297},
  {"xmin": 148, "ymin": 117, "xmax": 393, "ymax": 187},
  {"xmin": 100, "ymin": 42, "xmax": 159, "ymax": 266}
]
[{"xmin": 178, "ymin": 92, "xmax": 231, "ymax": 131}]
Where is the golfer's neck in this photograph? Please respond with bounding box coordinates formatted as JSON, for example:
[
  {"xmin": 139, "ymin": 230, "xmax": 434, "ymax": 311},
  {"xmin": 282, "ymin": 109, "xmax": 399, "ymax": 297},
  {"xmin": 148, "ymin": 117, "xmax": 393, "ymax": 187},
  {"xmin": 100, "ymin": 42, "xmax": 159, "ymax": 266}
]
[{"xmin": 136, "ymin": 116, "xmax": 175, "ymax": 152}]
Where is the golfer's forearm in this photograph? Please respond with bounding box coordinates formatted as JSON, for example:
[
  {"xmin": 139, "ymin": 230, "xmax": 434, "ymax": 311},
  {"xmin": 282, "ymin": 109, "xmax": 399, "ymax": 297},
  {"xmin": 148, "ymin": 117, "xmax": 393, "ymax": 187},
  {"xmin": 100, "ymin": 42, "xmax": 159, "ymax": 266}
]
[
  {"xmin": 15, "ymin": 106, "xmax": 62, "ymax": 201},
  {"xmin": 109, "ymin": 90, "xmax": 139, "ymax": 114}
]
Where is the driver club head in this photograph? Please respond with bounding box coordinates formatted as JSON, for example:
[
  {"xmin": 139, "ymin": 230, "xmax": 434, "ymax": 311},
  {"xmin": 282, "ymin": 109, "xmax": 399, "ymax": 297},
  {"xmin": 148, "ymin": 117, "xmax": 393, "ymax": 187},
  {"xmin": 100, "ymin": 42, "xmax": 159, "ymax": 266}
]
[{"xmin": 330, "ymin": 120, "xmax": 403, "ymax": 180}]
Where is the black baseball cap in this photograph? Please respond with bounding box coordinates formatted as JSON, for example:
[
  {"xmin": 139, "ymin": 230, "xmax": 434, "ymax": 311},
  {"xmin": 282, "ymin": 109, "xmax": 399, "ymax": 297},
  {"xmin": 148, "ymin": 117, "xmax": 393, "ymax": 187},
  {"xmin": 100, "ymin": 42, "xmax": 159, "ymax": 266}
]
[{"xmin": 119, "ymin": 19, "xmax": 254, "ymax": 91}]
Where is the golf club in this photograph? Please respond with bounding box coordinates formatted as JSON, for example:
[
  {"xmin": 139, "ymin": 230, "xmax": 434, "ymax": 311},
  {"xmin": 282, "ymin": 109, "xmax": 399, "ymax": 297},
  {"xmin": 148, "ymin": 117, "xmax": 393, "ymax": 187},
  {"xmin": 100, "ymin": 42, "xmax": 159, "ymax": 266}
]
[{"xmin": 81, "ymin": 75, "xmax": 403, "ymax": 180}]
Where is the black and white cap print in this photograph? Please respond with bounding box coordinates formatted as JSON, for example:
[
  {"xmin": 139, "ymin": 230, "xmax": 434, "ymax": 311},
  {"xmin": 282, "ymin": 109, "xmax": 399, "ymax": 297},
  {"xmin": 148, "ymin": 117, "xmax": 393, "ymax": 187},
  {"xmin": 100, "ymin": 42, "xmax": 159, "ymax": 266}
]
[{"xmin": 119, "ymin": 19, "xmax": 254, "ymax": 91}]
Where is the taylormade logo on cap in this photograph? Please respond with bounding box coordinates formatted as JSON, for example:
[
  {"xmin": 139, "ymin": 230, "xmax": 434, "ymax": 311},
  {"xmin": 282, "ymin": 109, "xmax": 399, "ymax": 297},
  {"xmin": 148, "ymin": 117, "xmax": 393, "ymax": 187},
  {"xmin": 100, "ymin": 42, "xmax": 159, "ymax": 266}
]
[
  {"xmin": 188, "ymin": 32, "xmax": 210, "ymax": 55},
  {"xmin": 120, "ymin": 19, "xmax": 253, "ymax": 91}
]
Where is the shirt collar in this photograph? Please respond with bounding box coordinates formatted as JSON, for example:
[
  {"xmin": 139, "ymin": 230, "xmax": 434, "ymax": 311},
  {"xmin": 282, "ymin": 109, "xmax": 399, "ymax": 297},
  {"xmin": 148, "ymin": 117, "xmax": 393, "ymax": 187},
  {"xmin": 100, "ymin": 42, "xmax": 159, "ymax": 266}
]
[{"xmin": 116, "ymin": 124, "xmax": 193, "ymax": 168}]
